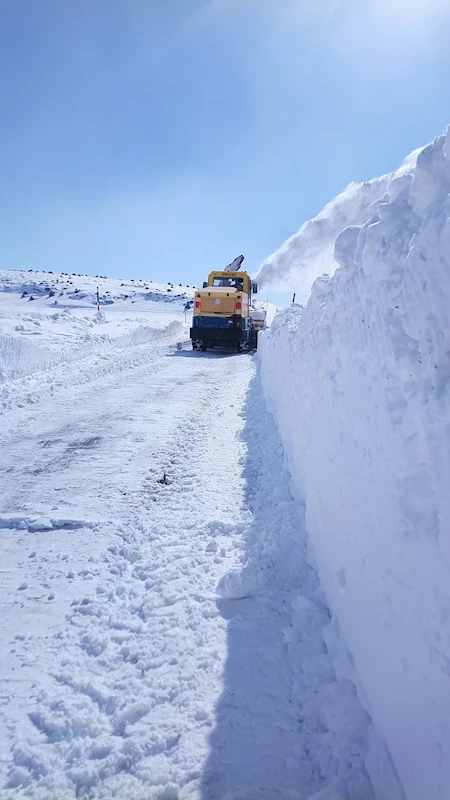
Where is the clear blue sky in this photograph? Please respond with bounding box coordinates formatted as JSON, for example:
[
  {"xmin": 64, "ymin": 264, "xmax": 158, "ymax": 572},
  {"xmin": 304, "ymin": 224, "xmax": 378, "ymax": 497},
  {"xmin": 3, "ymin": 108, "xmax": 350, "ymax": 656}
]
[{"xmin": 1, "ymin": 0, "xmax": 450, "ymax": 289}]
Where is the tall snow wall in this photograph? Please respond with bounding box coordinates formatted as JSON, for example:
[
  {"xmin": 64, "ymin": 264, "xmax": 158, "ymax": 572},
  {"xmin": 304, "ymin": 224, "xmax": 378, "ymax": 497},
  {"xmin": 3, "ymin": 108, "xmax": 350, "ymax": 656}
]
[{"xmin": 259, "ymin": 130, "xmax": 450, "ymax": 800}]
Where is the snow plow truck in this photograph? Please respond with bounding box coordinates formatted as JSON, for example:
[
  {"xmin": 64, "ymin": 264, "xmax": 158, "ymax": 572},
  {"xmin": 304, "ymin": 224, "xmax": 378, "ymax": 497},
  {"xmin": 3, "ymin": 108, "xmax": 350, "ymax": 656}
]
[{"xmin": 190, "ymin": 255, "xmax": 265, "ymax": 352}]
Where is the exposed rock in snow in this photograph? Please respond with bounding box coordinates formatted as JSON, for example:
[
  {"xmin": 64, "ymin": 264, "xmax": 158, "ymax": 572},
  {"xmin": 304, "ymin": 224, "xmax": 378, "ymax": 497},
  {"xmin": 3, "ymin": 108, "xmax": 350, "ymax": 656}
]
[{"xmin": 0, "ymin": 269, "xmax": 193, "ymax": 384}]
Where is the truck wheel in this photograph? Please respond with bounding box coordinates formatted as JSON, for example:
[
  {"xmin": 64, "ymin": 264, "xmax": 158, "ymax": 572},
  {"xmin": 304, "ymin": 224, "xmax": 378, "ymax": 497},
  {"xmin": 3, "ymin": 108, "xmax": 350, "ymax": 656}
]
[
  {"xmin": 238, "ymin": 341, "xmax": 250, "ymax": 353},
  {"xmin": 192, "ymin": 340, "xmax": 203, "ymax": 351}
]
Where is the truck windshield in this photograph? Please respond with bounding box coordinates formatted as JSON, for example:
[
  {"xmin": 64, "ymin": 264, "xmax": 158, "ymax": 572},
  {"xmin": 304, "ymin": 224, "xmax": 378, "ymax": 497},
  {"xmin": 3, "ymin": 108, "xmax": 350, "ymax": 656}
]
[{"xmin": 212, "ymin": 277, "xmax": 244, "ymax": 289}]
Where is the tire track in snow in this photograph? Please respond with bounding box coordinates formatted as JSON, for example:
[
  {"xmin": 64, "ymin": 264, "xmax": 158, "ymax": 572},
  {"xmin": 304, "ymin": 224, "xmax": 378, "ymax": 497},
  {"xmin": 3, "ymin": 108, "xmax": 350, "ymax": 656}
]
[
  {"xmin": 0, "ymin": 350, "xmax": 253, "ymax": 798},
  {"xmin": 0, "ymin": 350, "xmax": 382, "ymax": 800}
]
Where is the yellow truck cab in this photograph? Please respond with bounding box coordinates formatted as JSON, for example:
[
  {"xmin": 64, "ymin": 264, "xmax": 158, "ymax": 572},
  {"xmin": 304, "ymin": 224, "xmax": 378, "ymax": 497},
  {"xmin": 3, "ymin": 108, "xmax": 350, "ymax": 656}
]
[{"xmin": 190, "ymin": 260, "xmax": 261, "ymax": 352}]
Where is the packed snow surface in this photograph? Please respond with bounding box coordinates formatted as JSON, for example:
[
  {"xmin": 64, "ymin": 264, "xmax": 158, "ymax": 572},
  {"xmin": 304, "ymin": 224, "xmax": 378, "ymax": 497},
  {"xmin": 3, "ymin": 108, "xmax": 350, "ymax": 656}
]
[
  {"xmin": 260, "ymin": 129, "xmax": 450, "ymax": 800},
  {"xmin": 0, "ymin": 268, "xmax": 389, "ymax": 798}
]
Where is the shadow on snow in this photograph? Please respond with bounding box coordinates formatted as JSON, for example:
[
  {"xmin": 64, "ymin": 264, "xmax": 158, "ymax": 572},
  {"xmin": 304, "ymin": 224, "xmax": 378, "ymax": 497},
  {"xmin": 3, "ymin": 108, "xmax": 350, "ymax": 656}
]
[
  {"xmin": 200, "ymin": 368, "xmax": 319, "ymax": 800},
  {"xmin": 199, "ymin": 367, "xmax": 378, "ymax": 800},
  {"xmin": 169, "ymin": 348, "xmax": 249, "ymax": 360}
]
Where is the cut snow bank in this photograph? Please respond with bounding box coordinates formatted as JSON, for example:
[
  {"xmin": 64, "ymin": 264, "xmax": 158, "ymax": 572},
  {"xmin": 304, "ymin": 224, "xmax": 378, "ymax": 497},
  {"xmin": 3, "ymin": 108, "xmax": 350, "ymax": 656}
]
[
  {"xmin": 259, "ymin": 129, "xmax": 450, "ymax": 800},
  {"xmin": 256, "ymin": 148, "xmax": 420, "ymax": 301},
  {"xmin": 0, "ymin": 321, "xmax": 182, "ymax": 382},
  {"xmin": 0, "ymin": 269, "xmax": 193, "ymax": 382}
]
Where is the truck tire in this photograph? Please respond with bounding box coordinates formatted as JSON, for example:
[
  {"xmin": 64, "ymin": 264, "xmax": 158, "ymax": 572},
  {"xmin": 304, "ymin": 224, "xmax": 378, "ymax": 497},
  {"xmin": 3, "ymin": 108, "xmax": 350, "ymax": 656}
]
[{"xmin": 192, "ymin": 339, "xmax": 203, "ymax": 351}]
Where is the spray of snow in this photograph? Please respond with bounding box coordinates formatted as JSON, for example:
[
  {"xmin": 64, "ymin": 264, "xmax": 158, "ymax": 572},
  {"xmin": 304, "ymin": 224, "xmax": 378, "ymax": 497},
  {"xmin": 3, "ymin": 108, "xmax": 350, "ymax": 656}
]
[
  {"xmin": 256, "ymin": 148, "xmax": 421, "ymax": 301},
  {"xmin": 259, "ymin": 128, "xmax": 450, "ymax": 800}
]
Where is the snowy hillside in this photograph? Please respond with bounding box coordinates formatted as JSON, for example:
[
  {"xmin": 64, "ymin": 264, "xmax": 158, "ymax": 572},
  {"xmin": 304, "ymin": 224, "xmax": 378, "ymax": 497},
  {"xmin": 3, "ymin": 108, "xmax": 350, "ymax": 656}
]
[
  {"xmin": 260, "ymin": 128, "xmax": 450, "ymax": 800},
  {"xmin": 0, "ymin": 269, "xmax": 193, "ymax": 385}
]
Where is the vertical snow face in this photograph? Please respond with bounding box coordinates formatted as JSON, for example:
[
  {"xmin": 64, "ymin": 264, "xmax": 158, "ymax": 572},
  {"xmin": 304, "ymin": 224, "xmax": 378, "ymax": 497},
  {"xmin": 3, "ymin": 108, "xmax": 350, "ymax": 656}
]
[{"xmin": 260, "ymin": 129, "xmax": 450, "ymax": 800}]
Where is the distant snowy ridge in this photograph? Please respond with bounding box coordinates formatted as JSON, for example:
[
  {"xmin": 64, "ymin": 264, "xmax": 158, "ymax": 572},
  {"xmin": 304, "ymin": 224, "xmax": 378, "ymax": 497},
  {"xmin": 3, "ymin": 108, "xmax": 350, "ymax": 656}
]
[
  {"xmin": 0, "ymin": 269, "xmax": 192, "ymax": 384},
  {"xmin": 256, "ymin": 147, "xmax": 421, "ymax": 300},
  {"xmin": 260, "ymin": 128, "xmax": 450, "ymax": 800}
]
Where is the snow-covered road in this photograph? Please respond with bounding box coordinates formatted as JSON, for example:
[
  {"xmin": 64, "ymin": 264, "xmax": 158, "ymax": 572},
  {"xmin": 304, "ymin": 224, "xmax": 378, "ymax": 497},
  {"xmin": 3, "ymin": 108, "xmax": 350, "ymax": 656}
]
[{"xmin": 0, "ymin": 335, "xmax": 377, "ymax": 800}]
